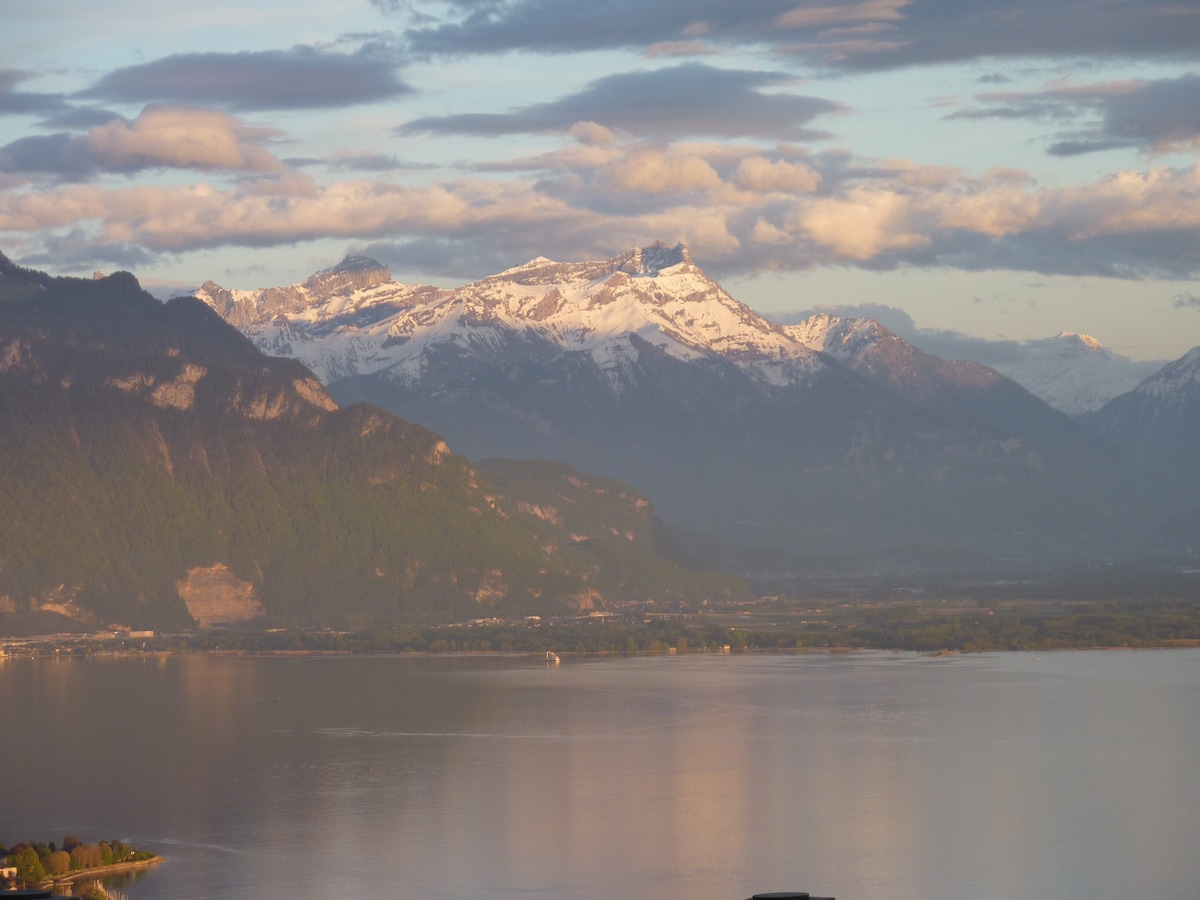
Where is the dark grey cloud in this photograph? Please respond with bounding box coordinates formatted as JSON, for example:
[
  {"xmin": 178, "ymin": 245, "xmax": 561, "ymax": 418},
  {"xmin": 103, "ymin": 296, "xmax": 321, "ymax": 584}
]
[
  {"xmin": 952, "ymin": 73, "xmax": 1200, "ymax": 155},
  {"xmin": 361, "ymin": 236, "xmax": 515, "ymax": 280},
  {"xmin": 17, "ymin": 231, "xmax": 156, "ymax": 273},
  {"xmin": 0, "ymin": 68, "xmax": 70, "ymax": 117},
  {"xmin": 1063, "ymin": 74, "xmax": 1200, "ymax": 154},
  {"xmin": 810, "ymin": 0, "xmax": 1200, "ymax": 70},
  {"xmin": 403, "ymin": 0, "xmax": 794, "ymax": 57},
  {"xmin": 401, "ymin": 0, "xmax": 1200, "ymax": 69},
  {"xmin": 370, "ymin": 0, "xmax": 439, "ymax": 24},
  {"xmin": 399, "ymin": 63, "xmax": 839, "ymax": 139},
  {"xmin": 926, "ymin": 228, "xmax": 1200, "ymax": 281},
  {"xmin": 0, "ymin": 133, "xmax": 101, "ymax": 181},
  {"xmin": 79, "ymin": 46, "xmax": 411, "ymax": 112},
  {"xmin": 39, "ymin": 106, "xmax": 124, "ymax": 130}
]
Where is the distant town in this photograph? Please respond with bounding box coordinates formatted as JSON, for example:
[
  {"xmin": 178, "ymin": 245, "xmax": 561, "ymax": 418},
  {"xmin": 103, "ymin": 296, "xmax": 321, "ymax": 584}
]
[{"xmin": 6, "ymin": 582, "xmax": 1200, "ymax": 657}]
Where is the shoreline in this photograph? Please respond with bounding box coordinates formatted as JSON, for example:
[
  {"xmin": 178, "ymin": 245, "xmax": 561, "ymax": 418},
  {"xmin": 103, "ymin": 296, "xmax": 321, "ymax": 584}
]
[{"xmin": 47, "ymin": 855, "xmax": 163, "ymax": 888}]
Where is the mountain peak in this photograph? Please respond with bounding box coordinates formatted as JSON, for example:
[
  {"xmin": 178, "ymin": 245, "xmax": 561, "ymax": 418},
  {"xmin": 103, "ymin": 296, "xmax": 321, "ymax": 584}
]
[
  {"xmin": 500, "ymin": 242, "xmax": 693, "ymax": 281},
  {"xmin": 321, "ymin": 255, "xmax": 389, "ymax": 278},
  {"xmin": 306, "ymin": 255, "xmax": 392, "ymax": 291},
  {"xmin": 627, "ymin": 241, "xmax": 691, "ymax": 275},
  {"xmin": 1055, "ymin": 331, "xmax": 1105, "ymax": 350}
]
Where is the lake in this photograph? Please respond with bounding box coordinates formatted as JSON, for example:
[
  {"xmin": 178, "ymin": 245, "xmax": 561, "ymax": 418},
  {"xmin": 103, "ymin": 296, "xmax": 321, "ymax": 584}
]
[{"xmin": 2, "ymin": 650, "xmax": 1198, "ymax": 900}]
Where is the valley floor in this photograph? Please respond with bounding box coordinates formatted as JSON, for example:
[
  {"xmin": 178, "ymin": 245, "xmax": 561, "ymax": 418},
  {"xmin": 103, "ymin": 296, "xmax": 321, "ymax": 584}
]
[{"xmin": 4, "ymin": 589, "xmax": 1200, "ymax": 656}]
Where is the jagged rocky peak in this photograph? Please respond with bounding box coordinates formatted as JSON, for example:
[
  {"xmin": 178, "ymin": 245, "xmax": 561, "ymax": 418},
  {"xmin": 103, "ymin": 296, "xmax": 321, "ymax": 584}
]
[
  {"xmin": 304, "ymin": 254, "xmax": 392, "ymax": 292},
  {"xmin": 617, "ymin": 241, "xmax": 693, "ymax": 276},
  {"xmin": 328, "ymin": 254, "xmax": 387, "ymax": 276},
  {"xmin": 495, "ymin": 241, "xmax": 694, "ymax": 285}
]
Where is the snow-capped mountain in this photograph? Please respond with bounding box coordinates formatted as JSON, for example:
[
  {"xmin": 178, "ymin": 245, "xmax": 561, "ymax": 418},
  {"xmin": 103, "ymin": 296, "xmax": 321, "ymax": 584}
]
[
  {"xmin": 194, "ymin": 244, "xmax": 1182, "ymax": 561},
  {"xmin": 986, "ymin": 332, "xmax": 1163, "ymax": 416},
  {"xmin": 196, "ymin": 241, "xmax": 1009, "ymax": 404},
  {"xmin": 788, "ymin": 313, "xmax": 1006, "ymax": 401},
  {"xmin": 195, "ymin": 242, "xmax": 829, "ymax": 390},
  {"xmin": 1082, "ymin": 346, "xmax": 1200, "ymax": 490},
  {"xmin": 192, "ymin": 255, "xmax": 444, "ymax": 383}
]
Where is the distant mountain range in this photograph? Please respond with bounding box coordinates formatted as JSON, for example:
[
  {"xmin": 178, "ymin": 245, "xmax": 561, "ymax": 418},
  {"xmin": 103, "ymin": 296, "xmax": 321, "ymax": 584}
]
[
  {"xmin": 987, "ymin": 332, "xmax": 1163, "ymax": 416},
  {"xmin": 0, "ymin": 251, "xmax": 745, "ymax": 634},
  {"xmin": 194, "ymin": 243, "xmax": 1195, "ymax": 563},
  {"xmin": 767, "ymin": 311, "xmax": 1164, "ymax": 416}
]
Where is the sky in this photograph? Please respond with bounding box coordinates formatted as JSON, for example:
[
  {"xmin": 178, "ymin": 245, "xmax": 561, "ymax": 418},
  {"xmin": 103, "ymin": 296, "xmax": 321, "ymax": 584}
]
[{"xmin": 2, "ymin": 0, "xmax": 1199, "ymax": 360}]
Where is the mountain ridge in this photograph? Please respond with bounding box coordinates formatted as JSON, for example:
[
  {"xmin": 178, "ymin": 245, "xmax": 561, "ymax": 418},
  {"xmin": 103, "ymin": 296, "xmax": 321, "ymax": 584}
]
[
  {"xmin": 0, "ymin": 250, "xmax": 747, "ymax": 632},
  {"xmin": 193, "ymin": 244, "xmax": 1186, "ymax": 563},
  {"xmin": 1082, "ymin": 345, "xmax": 1200, "ymax": 493}
]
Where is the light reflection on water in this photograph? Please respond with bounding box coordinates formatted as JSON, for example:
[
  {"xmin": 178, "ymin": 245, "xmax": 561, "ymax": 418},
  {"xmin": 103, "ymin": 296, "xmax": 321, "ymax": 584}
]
[{"xmin": 2, "ymin": 650, "xmax": 1199, "ymax": 900}]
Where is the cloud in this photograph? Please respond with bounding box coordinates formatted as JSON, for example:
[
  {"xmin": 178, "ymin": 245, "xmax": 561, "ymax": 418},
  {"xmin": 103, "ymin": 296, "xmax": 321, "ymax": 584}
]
[
  {"xmin": 951, "ymin": 74, "xmax": 1200, "ymax": 156},
  {"xmin": 774, "ymin": 0, "xmax": 908, "ymax": 30},
  {"xmin": 403, "ymin": 0, "xmax": 1200, "ymax": 69},
  {"xmin": 0, "ymin": 68, "xmax": 70, "ymax": 117},
  {"xmin": 733, "ymin": 157, "xmax": 822, "ymax": 193},
  {"xmin": 1174, "ymin": 292, "xmax": 1200, "ymax": 310},
  {"xmin": 88, "ymin": 107, "xmax": 284, "ymax": 171},
  {"xmin": 644, "ymin": 41, "xmax": 720, "ymax": 58},
  {"xmin": 5, "ymin": 141, "xmax": 1200, "ymax": 283},
  {"xmin": 404, "ymin": 0, "xmax": 791, "ymax": 56},
  {"xmin": 15, "ymin": 230, "xmax": 155, "ymax": 272},
  {"xmin": 602, "ymin": 149, "xmax": 723, "ymax": 193},
  {"xmin": 79, "ymin": 46, "xmax": 411, "ymax": 112},
  {"xmin": 0, "ymin": 106, "xmax": 285, "ymax": 181},
  {"xmin": 39, "ymin": 106, "xmax": 126, "ymax": 130},
  {"xmin": 400, "ymin": 63, "xmax": 841, "ymax": 140},
  {"xmin": 320, "ymin": 151, "xmax": 436, "ymax": 173},
  {"xmin": 0, "ymin": 134, "xmax": 101, "ymax": 181},
  {"xmin": 568, "ymin": 121, "xmax": 616, "ymax": 148},
  {"xmin": 358, "ymin": 236, "xmax": 516, "ymax": 280},
  {"xmin": 804, "ymin": 0, "xmax": 1200, "ymax": 70}
]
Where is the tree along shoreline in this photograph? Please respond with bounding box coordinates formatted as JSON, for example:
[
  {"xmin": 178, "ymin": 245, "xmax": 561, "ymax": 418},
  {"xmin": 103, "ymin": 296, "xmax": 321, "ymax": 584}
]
[
  {"xmin": 2, "ymin": 838, "xmax": 159, "ymax": 893},
  {"xmin": 48, "ymin": 855, "xmax": 163, "ymax": 887}
]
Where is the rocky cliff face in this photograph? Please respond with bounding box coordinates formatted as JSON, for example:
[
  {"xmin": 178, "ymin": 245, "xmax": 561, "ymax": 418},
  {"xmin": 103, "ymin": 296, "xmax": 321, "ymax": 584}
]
[{"xmin": 196, "ymin": 255, "xmax": 399, "ymax": 328}]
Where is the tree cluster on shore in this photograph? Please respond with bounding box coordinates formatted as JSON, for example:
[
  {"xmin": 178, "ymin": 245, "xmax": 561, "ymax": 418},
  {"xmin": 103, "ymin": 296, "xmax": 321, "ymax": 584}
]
[{"xmin": 1, "ymin": 836, "xmax": 152, "ymax": 889}]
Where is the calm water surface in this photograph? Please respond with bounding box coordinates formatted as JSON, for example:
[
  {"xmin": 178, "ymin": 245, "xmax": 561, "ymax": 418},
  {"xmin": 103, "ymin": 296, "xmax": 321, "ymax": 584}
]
[{"xmin": 2, "ymin": 650, "xmax": 1198, "ymax": 900}]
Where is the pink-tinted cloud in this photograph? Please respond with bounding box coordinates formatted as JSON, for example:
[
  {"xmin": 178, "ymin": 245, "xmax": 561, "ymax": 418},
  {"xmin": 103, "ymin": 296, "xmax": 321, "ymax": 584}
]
[
  {"xmin": 733, "ymin": 156, "xmax": 822, "ymax": 192},
  {"xmin": 774, "ymin": 0, "xmax": 909, "ymax": 31},
  {"xmin": 87, "ymin": 106, "xmax": 284, "ymax": 172},
  {"xmin": 0, "ymin": 106, "xmax": 284, "ymax": 181},
  {"xmin": 5, "ymin": 143, "xmax": 1200, "ymax": 280}
]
